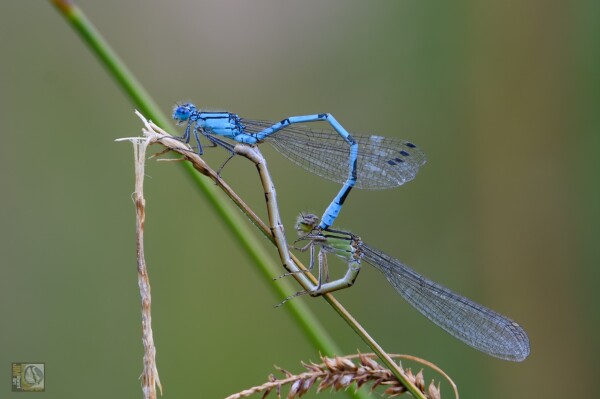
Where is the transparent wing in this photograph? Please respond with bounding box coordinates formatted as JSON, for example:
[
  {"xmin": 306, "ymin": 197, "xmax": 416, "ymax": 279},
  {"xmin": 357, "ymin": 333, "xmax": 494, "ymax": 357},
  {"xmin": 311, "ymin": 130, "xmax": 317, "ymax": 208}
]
[
  {"xmin": 242, "ymin": 119, "xmax": 426, "ymax": 189},
  {"xmin": 361, "ymin": 243, "xmax": 530, "ymax": 361}
]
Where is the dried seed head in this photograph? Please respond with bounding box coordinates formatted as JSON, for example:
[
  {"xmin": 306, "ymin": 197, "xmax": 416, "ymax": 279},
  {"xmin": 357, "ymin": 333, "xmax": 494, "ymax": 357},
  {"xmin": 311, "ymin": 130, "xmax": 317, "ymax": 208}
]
[{"xmin": 226, "ymin": 354, "xmax": 453, "ymax": 399}]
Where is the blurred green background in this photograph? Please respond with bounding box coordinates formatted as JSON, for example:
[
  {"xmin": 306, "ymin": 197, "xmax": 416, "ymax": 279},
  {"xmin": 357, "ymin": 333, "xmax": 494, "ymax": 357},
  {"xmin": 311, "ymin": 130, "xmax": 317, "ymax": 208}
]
[{"xmin": 1, "ymin": 1, "xmax": 598, "ymax": 398}]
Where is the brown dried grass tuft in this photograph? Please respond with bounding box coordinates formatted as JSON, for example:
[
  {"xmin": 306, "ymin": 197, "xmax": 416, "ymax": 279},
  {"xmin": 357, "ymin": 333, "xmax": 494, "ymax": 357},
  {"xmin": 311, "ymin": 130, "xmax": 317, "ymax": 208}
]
[{"xmin": 226, "ymin": 353, "xmax": 457, "ymax": 399}]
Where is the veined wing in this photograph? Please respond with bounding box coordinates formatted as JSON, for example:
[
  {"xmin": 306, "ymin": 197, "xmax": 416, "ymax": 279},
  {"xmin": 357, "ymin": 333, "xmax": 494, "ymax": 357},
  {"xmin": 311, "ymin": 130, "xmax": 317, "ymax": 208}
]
[
  {"xmin": 361, "ymin": 243, "xmax": 530, "ymax": 361},
  {"xmin": 242, "ymin": 119, "xmax": 426, "ymax": 190}
]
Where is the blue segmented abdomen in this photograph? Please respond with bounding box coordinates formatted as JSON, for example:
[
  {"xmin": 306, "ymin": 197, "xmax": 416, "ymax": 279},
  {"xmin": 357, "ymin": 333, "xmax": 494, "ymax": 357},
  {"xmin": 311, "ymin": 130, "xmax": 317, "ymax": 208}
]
[{"xmin": 242, "ymin": 119, "xmax": 426, "ymax": 189}]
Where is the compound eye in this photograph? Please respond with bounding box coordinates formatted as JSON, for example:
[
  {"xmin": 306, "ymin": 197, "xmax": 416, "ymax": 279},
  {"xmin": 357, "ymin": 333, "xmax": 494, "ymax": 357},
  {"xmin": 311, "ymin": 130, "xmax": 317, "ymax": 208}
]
[{"xmin": 172, "ymin": 105, "xmax": 190, "ymax": 122}]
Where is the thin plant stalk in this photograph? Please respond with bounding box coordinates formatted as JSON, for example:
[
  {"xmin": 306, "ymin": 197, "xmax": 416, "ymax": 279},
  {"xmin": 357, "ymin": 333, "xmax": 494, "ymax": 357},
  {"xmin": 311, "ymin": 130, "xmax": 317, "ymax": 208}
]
[{"xmin": 131, "ymin": 136, "xmax": 162, "ymax": 399}]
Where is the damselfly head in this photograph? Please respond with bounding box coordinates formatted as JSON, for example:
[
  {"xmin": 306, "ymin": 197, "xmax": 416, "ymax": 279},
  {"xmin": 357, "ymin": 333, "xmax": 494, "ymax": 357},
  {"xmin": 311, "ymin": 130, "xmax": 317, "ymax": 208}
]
[
  {"xmin": 172, "ymin": 102, "xmax": 196, "ymax": 124},
  {"xmin": 295, "ymin": 213, "xmax": 320, "ymax": 235}
]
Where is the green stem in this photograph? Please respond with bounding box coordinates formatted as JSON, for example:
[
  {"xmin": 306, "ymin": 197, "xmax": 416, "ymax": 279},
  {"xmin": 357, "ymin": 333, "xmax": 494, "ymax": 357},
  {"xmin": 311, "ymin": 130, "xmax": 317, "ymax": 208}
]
[{"xmin": 51, "ymin": 0, "xmax": 166, "ymax": 125}]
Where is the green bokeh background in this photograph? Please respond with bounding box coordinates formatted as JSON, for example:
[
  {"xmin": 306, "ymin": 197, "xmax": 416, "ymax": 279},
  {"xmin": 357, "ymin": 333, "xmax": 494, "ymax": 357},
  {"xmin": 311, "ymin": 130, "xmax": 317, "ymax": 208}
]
[{"xmin": 1, "ymin": 1, "xmax": 598, "ymax": 398}]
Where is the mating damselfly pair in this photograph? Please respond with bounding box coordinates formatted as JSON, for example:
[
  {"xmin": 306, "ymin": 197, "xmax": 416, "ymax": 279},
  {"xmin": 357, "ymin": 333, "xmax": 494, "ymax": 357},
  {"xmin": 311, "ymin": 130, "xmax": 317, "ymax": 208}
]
[{"xmin": 172, "ymin": 103, "xmax": 530, "ymax": 362}]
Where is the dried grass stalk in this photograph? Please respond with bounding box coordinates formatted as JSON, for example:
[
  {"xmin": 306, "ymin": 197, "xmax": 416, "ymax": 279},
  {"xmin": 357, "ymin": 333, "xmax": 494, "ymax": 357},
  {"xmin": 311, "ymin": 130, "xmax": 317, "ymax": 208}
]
[{"xmin": 122, "ymin": 135, "xmax": 163, "ymax": 398}]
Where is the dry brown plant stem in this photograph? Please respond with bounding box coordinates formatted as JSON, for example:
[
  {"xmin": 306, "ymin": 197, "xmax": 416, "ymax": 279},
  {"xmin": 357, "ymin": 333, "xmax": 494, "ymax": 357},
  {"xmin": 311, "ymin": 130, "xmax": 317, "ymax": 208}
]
[{"xmin": 132, "ymin": 137, "xmax": 162, "ymax": 398}]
